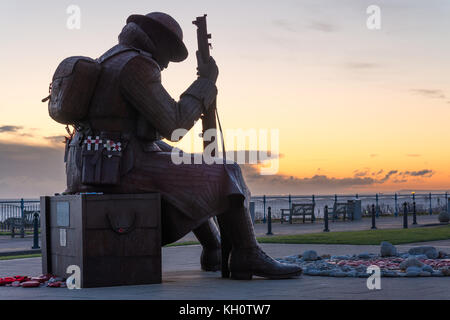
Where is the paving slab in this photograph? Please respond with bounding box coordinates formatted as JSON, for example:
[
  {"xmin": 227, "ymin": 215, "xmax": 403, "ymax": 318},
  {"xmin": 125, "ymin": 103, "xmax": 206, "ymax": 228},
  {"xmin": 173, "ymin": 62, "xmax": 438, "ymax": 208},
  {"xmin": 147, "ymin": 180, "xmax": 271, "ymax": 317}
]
[{"xmin": 1, "ymin": 242, "xmax": 449, "ymax": 300}]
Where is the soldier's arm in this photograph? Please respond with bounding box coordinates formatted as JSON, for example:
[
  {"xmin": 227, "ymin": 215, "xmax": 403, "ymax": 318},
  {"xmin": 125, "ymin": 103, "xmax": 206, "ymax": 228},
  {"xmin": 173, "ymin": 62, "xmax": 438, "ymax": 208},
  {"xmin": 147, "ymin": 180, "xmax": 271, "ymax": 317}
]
[{"xmin": 120, "ymin": 55, "xmax": 217, "ymax": 141}]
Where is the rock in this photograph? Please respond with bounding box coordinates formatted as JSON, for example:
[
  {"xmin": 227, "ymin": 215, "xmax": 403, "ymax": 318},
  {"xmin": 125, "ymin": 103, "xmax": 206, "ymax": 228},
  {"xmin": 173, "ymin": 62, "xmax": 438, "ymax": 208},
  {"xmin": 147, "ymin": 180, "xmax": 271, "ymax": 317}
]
[
  {"xmin": 422, "ymin": 265, "xmax": 433, "ymax": 273},
  {"xmin": 333, "ymin": 271, "xmax": 348, "ymax": 277},
  {"xmin": 408, "ymin": 246, "xmax": 438, "ymax": 259},
  {"xmin": 419, "ymin": 271, "xmax": 431, "ymax": 277},
  {"xmin": 341, "ymin": 266, "xmax": 353, "ymax": 272},
  {"xmin": 438, "ymin": 251, "xmax": 447, "ymax": 259},
  {"xmin": 405, "ymin": 269, "xmax": 420, "ymax": 277},
  {"xmin": 331, "ymin": 255, "xmax": 351, "ymax": 260},
  {"xmin": 347, "ymin": 271, "xmax": 357, "ymax": 277},
  {"xmin": 411, "ymin": 254, "xmax": 428, "ymax": 260},
  {"xmin": 399, "ymin": 257, "xmax": 424, "ymax": 270},
  {"xmin": 380, "ymin": 241, "xmax": 397, "ymax": 257},
  {"xmin": 406, "ymin": 266, "xmax": 422, "ymax": 273},
  {"xmin": 357, "ymin": 253, "xmax": 371, "ymax": 259},
  {"xmin": 440, "ymin": 267, "xmax": 450, "ymax": 276},
  {"xmin": 321, "ymin": 254, "xmax": 331, "ymax": 259},
  {"xmin": 358, "ymin": 272, "xmax": 370, "ymax": 278},
  {"xmin": 432, "ymin": 270, "xmax": 444, "ymax": 277},
  {"xmin": 305, "ymin": 269, "xmax": 320, "ymax": 276},
  {"xmin": 319, "ymin": 270, "xmax": 330, "ymax": 276},
  {"xmin": 438, "ymin": 211, "xmax": 450, "ymax": 223},
  {"xmin": 302, "ymin": 250, "xmax": 318, "ymax": 261}
]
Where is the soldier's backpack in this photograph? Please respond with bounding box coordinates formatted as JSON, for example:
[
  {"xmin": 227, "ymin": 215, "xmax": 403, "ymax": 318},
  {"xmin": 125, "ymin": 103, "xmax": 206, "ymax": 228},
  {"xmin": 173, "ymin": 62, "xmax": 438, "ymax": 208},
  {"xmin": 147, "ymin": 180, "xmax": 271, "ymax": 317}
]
[{"xmin": 43, "ymin": 56, "xmax": 101, "ymax": 125}]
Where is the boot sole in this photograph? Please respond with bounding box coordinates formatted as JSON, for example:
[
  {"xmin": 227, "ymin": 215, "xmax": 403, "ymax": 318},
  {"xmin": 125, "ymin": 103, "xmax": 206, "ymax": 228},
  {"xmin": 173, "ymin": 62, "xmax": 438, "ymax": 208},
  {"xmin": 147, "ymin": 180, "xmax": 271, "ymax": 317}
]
[{"xmin": 231, "ymin": 270, "xmax": 302, "ymax": 280}]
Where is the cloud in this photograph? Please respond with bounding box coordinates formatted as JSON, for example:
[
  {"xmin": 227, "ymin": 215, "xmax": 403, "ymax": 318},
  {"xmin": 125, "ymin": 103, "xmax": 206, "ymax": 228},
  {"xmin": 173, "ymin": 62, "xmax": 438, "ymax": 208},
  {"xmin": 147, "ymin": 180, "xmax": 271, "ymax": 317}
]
[
  {"xmin": 411, "ymin": 89, "xmax": 446, "ymax": 100},
  {"xmin": 272, "ymin": 19, "xmax": 296, "ymax": 33},
  {"xmin": 370, "ymin": 154, "xmax": 378, "ymax": 158},
  {"xmin": 44, "ymin": 135, "xmax": 67, "ymax": 144},
  {"xmin": 0, "ymin": 125, "xmax": 23, "ymax": 133},
  {"xmin": 241, "ymin": 165, "xmax": 435, "ymax": 195},
  {"xmin": 308, "ymin": 21, "xmax": 336, "ymax": 32},
  {"xmin": 0, "ymin": 125, "xmax": 34, "ymax": 137},
  {"xmin": 379, "ymin": 170, "xmax": 398, "ymax": 182},
  {"xmin": 402, "ymin": 169, "xmax": 434, "ymax": 177}
]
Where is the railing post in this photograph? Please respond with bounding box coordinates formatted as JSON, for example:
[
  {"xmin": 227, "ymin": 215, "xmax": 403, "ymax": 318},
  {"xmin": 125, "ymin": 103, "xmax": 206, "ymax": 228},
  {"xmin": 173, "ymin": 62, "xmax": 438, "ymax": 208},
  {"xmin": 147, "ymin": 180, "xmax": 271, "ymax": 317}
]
[
  {"xmin": 262, "ymin": 195, "xmax": 266, "ymax": 223},
  {"xmin": 288, "ymin": 194, "xmax": 292, "ymax": 211},
  {"xmin": 32, "ymin": 212, "xmax": 40, "ymax": 249},
  {"xmin": 394, "ymin": 193, "xmax": 398, "ymax": 217},
  {"xmin": 312, "ymin": 194, "xmax": 315, "ymax": 222},
  {"xmin": 323, "ymin": 205, "xmax": 329, "ymax": 232},
  {"xmin": 371, "ymin": 204, "xmax": 377, "ymax": 229},
  {"xmin": 266, "ymin": 207, "xmax": 273, "ymax": 235},
  {"xmin": 446, "ymin": 192, "xmax": 449, "ymax": 214},
  {"xmin": 429, "ymin": 193, "xmax": 432, "ymax": 215},
  {"xmin": 20, "ymin": 198, "xmax": 25, "ymax": 238},
  {"xmin": 412, "ymin": 201, "xmax": 417, "ymax": 225},
  {"xmin": 403, "ymin": 202, "xmax": 408, "ymax": 229},
  {"xmin": 375, "ymin": 193, "xmax": 379, "ymax": 218}
]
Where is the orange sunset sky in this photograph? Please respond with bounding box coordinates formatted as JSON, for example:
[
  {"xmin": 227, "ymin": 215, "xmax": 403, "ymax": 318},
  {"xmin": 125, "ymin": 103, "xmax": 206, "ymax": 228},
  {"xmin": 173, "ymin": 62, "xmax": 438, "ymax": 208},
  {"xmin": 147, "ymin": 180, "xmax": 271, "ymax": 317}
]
[{"xmin": 0, "ymin": 0, "xmax": 450, "ymax": 198}]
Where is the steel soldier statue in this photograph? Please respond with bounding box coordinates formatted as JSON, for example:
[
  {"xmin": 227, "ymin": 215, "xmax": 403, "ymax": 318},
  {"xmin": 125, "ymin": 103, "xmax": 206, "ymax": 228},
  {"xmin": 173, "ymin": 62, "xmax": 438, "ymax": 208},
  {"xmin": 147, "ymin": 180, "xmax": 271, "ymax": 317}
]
[{"xmin": 60, "ymin": 12, "xmax": 302, "ymax": 279}]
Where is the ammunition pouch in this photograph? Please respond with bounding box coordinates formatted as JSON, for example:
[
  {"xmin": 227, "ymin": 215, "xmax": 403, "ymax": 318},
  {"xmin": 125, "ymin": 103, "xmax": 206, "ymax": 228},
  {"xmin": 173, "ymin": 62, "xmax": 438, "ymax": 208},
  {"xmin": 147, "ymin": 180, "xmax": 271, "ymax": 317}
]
[{"xmin": 80, "ymin": 132, "xmax": 128, "ymax": 186}]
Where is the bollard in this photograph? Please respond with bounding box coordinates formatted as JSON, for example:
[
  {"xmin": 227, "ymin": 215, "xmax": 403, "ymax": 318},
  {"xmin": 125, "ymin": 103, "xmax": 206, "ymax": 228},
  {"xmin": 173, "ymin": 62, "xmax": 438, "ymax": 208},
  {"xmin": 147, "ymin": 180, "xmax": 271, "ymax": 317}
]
[
  {"xmin": 266, "ymin": 207, "xmax": 273, "ymax": 235},
  {"xmin": 446, "ymin": 192, "xmax": 448, "ymax": 214},
  {"xmin": 20, "ymin": 198, "xmax": 25, "ymax": 238},
  {"xmin": 323, "ymin": 206, "xmax": 329, "ymax": 232},
  {"xmin": 375, "ymin": 194, "xmax": 379, "ymax": 218},
  {"xmin": 412, "ymin": 201, "xmax": 417, "ymax": 225},
  {"xmin": 263, "ymin": 195, "xmax": 266, "ymax": 223},
  {"xmin": 32, "ymin": 212, "xmax": 40, "ymax": 249},
  {"xmin": 371, "ymin": 204, "xmax": 377, "ymax": 229},
  {"xmin": 403, "ymin": 202, "xmax": 408, "ymax": 229},
  {"xmin": 394, "ymin": 193, "xmax": 398, "ymax": 217},
  {"xmin": 429, "ymin": 193, "xmax": 432, "ymax": 215}
]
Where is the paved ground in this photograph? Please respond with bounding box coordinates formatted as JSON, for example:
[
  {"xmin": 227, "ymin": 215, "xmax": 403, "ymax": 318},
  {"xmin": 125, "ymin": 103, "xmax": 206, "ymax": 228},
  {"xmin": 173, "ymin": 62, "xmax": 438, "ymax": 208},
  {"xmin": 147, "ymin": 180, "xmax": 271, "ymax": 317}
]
[{"xmin": 1, "ymin": 241, "xmax": 450, "ymax": 300}]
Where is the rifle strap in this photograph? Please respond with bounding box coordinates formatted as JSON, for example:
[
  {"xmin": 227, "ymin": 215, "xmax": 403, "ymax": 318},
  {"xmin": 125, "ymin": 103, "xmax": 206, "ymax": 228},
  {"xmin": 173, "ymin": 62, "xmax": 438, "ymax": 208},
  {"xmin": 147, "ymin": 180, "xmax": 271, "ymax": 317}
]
[{"xmin": 215, "ymin": 105, "xmax": 226, "ymax": 164}]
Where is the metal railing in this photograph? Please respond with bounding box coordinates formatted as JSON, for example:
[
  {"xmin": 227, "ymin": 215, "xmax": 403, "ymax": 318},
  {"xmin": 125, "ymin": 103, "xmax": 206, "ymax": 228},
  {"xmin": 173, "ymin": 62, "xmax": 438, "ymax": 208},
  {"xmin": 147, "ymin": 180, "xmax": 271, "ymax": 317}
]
[
  {"xmin": 251, "ymin": 192, "xmax": 449, "ymax": 222},
  {"xmin": 1, "ymin": 193, "xmax": 449, "ymax": 233},
  {"xmin": 0, "ymin": 199, "xmax": 40, "ymax": 237}
]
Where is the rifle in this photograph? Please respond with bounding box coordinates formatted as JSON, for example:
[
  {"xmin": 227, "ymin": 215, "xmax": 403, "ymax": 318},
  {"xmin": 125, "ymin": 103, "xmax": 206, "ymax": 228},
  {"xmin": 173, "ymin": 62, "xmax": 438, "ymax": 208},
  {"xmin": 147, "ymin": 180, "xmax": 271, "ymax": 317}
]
[{"xmin": 193, "ymin": 14, "xmax": 218, "ymax": 157}]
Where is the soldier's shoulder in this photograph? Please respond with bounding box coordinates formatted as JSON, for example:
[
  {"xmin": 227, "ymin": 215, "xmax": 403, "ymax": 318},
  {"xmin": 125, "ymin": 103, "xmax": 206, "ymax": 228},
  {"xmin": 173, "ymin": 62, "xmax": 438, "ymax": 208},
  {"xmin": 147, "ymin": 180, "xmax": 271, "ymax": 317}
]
[
  {"xmin": 121, "ymin": 51, "xmax": 161, "ymax": 80},
  {"xmin": 125, "ymin": 51, "xmax": 160, "ymax": 71}
]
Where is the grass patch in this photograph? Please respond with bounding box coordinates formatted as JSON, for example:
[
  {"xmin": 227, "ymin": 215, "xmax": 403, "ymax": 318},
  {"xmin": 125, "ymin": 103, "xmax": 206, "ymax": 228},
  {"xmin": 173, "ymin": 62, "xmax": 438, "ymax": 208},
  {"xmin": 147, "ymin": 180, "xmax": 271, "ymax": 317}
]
[
  {"xmin": 0, "ymin": 231, "xmax": 35, "ymax": 236},
  {"xmin": 257, "ymin": 225, "xmax": 450, "ymax": 245},
  {"xmin": 0, "ymin": 253, "xmax": 42, "ymax": 260}
]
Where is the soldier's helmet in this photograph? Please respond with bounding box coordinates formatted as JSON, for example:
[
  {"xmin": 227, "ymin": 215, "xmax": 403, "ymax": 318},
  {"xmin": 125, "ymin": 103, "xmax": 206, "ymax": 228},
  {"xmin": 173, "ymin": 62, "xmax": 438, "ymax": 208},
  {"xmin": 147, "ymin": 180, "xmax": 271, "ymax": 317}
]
[{"xmin": 127, "ymin": 12, "xmax": 188, "ymax": 62}]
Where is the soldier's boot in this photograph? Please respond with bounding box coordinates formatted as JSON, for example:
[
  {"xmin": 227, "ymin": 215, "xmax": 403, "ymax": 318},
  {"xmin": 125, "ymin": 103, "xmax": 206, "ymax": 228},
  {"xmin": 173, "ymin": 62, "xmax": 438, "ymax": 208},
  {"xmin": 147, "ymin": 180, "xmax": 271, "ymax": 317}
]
[
  {"xmin": 217, "ymin": 204, "xmax": 302, "ymax": 280},
  {"xmin": 193, "ymin": 218, "xmax": 221, "ymax": 271}
]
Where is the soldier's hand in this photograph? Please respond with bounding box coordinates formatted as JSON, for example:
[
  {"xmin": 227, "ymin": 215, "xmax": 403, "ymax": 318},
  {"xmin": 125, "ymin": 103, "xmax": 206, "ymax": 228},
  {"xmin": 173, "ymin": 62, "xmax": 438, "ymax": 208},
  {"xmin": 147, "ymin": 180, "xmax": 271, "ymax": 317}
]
[{"xmin": 196, "ymin": 51, "xmax": 219, "ymax": 83}]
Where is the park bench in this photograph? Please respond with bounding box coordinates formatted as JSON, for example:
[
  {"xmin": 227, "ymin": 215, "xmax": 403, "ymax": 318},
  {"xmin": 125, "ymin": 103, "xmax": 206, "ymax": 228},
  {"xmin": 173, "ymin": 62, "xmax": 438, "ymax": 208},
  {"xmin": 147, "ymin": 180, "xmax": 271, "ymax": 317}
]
[
  {"xmin": 4, "ymin": 210, "xmax": 39, "ymax": 237},
  {"xmin": 328, "ymin": 202, "xmax": 353, "ymax": 221},
  {"xmin": 281, "ymin": 203, "xmax": 316, "ymax": 224}
]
